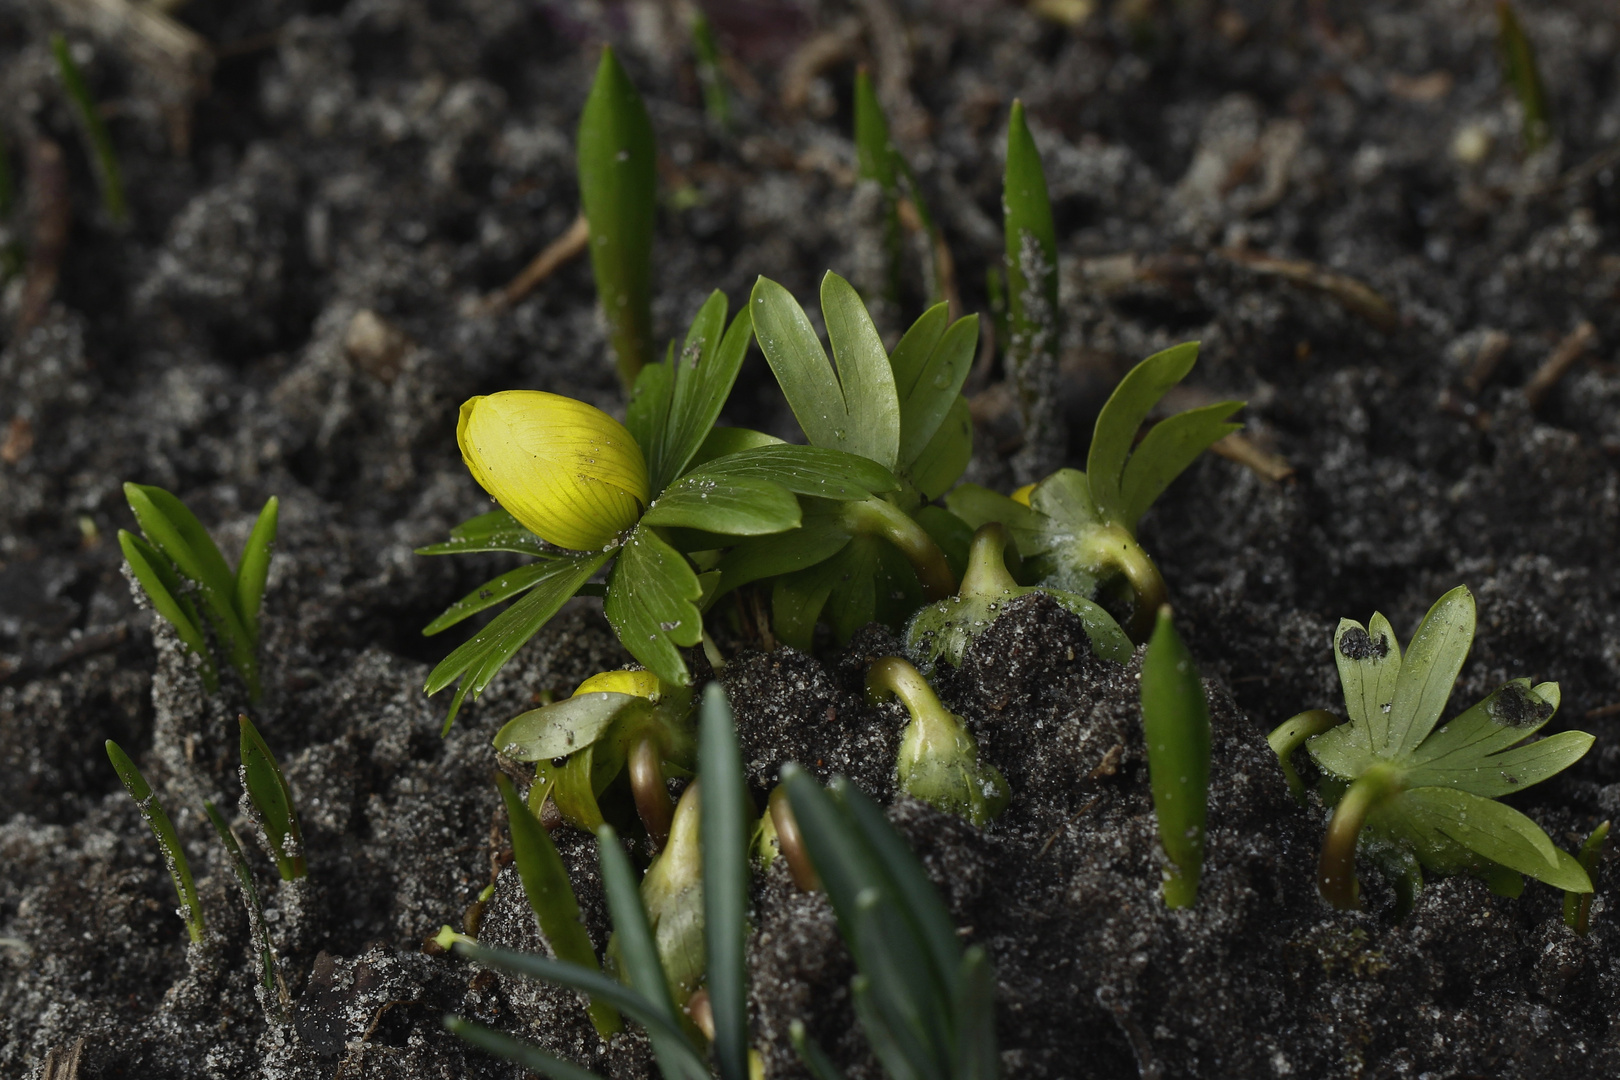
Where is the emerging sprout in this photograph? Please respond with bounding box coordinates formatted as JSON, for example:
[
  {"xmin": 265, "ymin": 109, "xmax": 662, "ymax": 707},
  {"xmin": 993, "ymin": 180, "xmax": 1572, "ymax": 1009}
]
[
  {"xmin": 238, "ymin": 715, "xmax": 306, "ymax": 881},
  {"xmin": 764, "ymin": 784, "xmax": 820, "ymax": 891},
  {"xmin": 49, "ymin": 33, "xmax": 127, "ymax": 225},
  {"xmin": 105, "ymin": 740, "xmax": 205, "ymax": 943},
  {"xmin": 1139, "ymin": 607, "xmax": 1211, "ymax": 909},
  {"xmin": 495, "ymin": 773, "xmax": 622, "ymax": 1039},
  {"xmin": 626, "ymin": 781, "xmax": 706, "ymax": 1013},
  {"xmin": 1497, "ymin": 1, "xmax": 1550, "ymax": 153},
  {"xmin": 866, "ymin": 656, "xmax": 1009, "ymax": 827},
  {"xmin": 578, "ymin": 45, "xmax": 656, "ymax": 390},
  {"xmin": 1281, "ymin": 586, "xmax": 1593, "ymax": 913},
  {"xmin": 948, "ymin": 343, "xmax": 1242, "ymax": 642},
  {"xmin": 853, "ymin": 68, "xmax": 947, "ymax": 311},
  {"xmin": 906, "ymin": 522, "xmax": 1131, "ymax": 673},
  {"xmin": 782, "ymin": 767, "xmax": 999, "ymax": 1080},
  {"xmin": 1564, "ymin": 821, "xmax": 1609, "ymax": 936},
  {"xmin": 119, "ymin": 484, "xmax": 278, "ymax": 699},
  {"xmin": 204, "ymin": 800, "xmax": 289, "ymax": 1022},
  {"xmin": 447, "ymin": 685, "xmax": 755, "ymax": 1080},
  {"xmin": 1002, "ymin": 99, "xmax": 1062, "ymax": 480},
  {"xmin": 689, "ymin": 11, "xmax": 732, "ymax": 132}
]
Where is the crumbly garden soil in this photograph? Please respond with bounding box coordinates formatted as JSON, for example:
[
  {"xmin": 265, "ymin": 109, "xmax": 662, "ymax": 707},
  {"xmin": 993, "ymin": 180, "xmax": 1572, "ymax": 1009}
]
[{"xmin": 4, "ymin": 0, "xmax": 1620, "ymax": 1076}]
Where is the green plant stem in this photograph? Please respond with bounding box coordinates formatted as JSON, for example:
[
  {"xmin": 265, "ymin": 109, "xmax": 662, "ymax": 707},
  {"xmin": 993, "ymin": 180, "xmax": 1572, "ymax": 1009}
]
[
  {"xmin": 866, "ymin": 655, "xmax": 946, "ymax": 730},
  {"xmin": 1318, "ymin": 763, "xmax": 1404, "ymax": 909},
  {"xmin": 1564, "ymin": 820, "xmax": 1609, "ymax": 935},
  {"xmin": 49, "ymin": 34, "xmax": 128, "ymax": 225},
  {"xmin": 205, "ymin": 800, "xmax": 287, "ymax": 1021},
  {"xmin": 958, "ymin": 522, "xmax": 1018, "ymax": 596},
  {"xmin": 1267, "ymin": 710, "xmax": 1341, "ymax": 802},
  {"xmin": 629, "ymin": 734, "xmax": 674, "ymax": 847},
  {"xmin": 768, "ymin": 784, "xmax": 819, "ymax": 891},
  {"xmin": 105, "ymin": 741, "xmax": 205, "ymax": 942},
  {"xmin": 1082, "ymin": 523, "xmax": 1165, "ymax": 643},
  {"xmin": 840, "ymin": 497, "xmax": 956, "ymax": 601}
]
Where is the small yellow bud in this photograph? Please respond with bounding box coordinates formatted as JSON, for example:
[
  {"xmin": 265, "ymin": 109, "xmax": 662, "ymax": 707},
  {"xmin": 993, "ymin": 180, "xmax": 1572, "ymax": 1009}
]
[
  {"xmin": 457, "ymin": 391, "xmax": 649, "ymax": 551},
  {"xmin": 574, "ymin": 669, "xmax": 661, "ymax": 702},
  {"xmin": 1009, "ymin": 483, "xmax": 1035, "ymax": 507}
]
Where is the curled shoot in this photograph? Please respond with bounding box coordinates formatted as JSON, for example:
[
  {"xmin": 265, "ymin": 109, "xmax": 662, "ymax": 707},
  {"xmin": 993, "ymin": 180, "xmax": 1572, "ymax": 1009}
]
[
  {"xmin": 769, "ymin": 784, "xmax": 820, "ymax": 891},
  {"xmin": 49, "ymin": 34, "xmax": 127, "ymax": 225},
  {"xmin": 866, "ymin": 656, "xmax": 1009, "ymax": 827},
  {"xmin": 238, "ymin": 715, "xmax": 306, "ymax": 881},
  {"xmin": 105, "ymin": 740, "xmax": 204, "ymax": 943},
  {"xmin": 1139, "ymin": 607, "xmax": 1211, "ymax": 908},
  {"xmin": 204, "ymin": 800, "xmax": 288, "ymax": 1022},
  {"xmin": 578, "ymin": 45, "xmax": 657, "ymax": 391},
  {"xmin": 1267, "ymin": 710, "xmax": 1339, "ymax": 802},
  {"xmin": 495, "ymin": 773, "xmax": 623, "ymax": 1039},
  {"xmin": 1564, "ymin": 821, "xmax": 1609, "ymax": 936}
]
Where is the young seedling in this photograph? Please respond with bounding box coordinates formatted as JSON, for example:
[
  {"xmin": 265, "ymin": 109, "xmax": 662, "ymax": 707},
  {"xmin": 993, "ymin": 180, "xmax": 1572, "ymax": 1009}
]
[
  {"xmin": 495, "ymin": 773, "xmax": 623, "ymax": 1038},
  {"xmin": 689, "ymin": 11, "xmax": 732, "ymax": 132},
  {"xmin": 421, "ymin": 290, "xmax": 894, "ymax": 725},
  {"xmin": 579, "ymin": 45, "xmax": 657, "ymax": 390},
  {"xmin": 906, "ymin": 522, "xmax": 1131, "ymax": 673},
  {"xmin": 1275, "ymin": 586, "xmax": 1593, "ymax": 913},
  {"xmin": 1139, "ymin": 607, "xmax": 1211, "ymax": 909},
  {"xmin": 621, "ymin": 781, "xmax": 706, "ymax": 1015},
  {"xmin": 948, "ymin": 342, "xmax": 1242, "ymax": 642},
  {"xmin": 49, "ymin": 34, "xmax": 127, "ymax": 225},
  {"xmin": 740, "ymin": 272, "xmax": 976, "ymax": 647},
  {"xmin": 853, "ymin": 69, "xmax": 947, "ymax": 313},
  {"xmin": 238, "ymin": 715, "xmax": 306, "ymax": 881},
  {"xmin": 782, "ymin": 766, "xmax": 999, "ymax": 1080},
  {"xmin": 1497, "ymin": 1, "xmax": 1550, "ymax": 153},
  {"xmin": 1266, "ymin": 709, "xmax": 1338, "ymax": 802},
  {"xmin": 866, "ymin": 656, "xmax": 1009, "ymax": 827},
  {"xmin": 204, "ymin": 800, "xmax": 289, "ymax": 1022},
  {"xmin": 1563, "ymin": 821, "xmax": 1609, "ymax": 936},
  {"xmin": 447, "ymin": 684, "xmax": 754, "ymax": 1080},
  {"xmin": 1002, "ymin": 100, "xmax": 1062, "ymax": 480},
  {"xmin": 119, "ymin": 484, "xmax": 278, "ymax": 699},
  {"xmin": 105, "ymin": 741, "xmax": 205, "ymax": 943},
  {"xmin": 763, "ymin": 783, "xmax": 820, "ymax": 891}
]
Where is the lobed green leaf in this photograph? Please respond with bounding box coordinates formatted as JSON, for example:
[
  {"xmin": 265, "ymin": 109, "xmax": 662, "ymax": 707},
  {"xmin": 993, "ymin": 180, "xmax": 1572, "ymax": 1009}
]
[
  {"xmin": 603, "ymin": 525, "xmax": 703, "ymax": 687},
  {"xmin": 1084, "ymin": 343, "xmax": 1200, "ymax": 526},
  {"xmin": 641, "ymin": 473, "xmax": 801, "ymax": 536},
  {"xmin": 1117, "ymin": 401, "xmax": 1243, "ymax": 534},
  {"xmin": 658, "ymin": 301, "xmax": 753, "ymax": 492},
  {"xmin": 1387, "ymin": 586, "xmax": 1476, "ymax": 757}
]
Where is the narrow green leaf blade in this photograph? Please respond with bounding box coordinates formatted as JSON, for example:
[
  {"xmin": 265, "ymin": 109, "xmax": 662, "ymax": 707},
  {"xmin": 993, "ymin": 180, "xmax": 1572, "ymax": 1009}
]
[
  {"xmin": 954, "ymin": 947, "xmax": 999, "ymax": 1080},
  {"xmin": 908, "ymin": 394, "xmax": 973, "ymax": 502},
  {"xmin": 118, "ymin": 530, "xmax": 217, "ymax": 690},
  {"xmin": 1388, "ymin": 586, "xmax": 1476, "ymax": 757},
  {"xmin": 889, "ymin": 304, "xmax": 949, "ymax": 405},
  {"xmin": 496, "ymin": 774, "xmax": 623, "ymax": 1038},
  {"xmin": 1406, "ymin": 729, "xmax": 1592, "ymax": 798},
  {"xmin": 445, "ymin": 1016, "xmax": 608, "ymax": 1080},
  {"xmin": 898, "ymin": 316, "xmax": 977, "ymax": 470},
  {"xmin": 820, "ymin": 271, "xmax": 900, "ymax": 469},
  {"xmin": 416, "ymin": 509, "xmax": 551, "ymax": 557},
  {"xmin": 1401, "ymin": 786, "xmax": 1587, "ymax": 890},
  {"xmin": 234, "ymin": 496, "xmax": 278, "ymax": 643},
  {"xmin": 124, "ymin": 483, "xmax": 237, "ymax": 606},
  {"xmin": 626, "ymin": 352, "xmax": 675, "ymax": 471},
  {"xmin": 791, "ymin": 1020, "xmax": 850, "ymax": 1080},
  {"xmin": 851, "ymin": 894, "xmax": 951, "ymax": 1080},
  {"xmin": 239, "ymin": 715, "xmax": 306, "ymax": 880},
  {"xmin": 106, "ymin": 740, "xmax": 204, "ymax": 942},
  {"xmin": 699, "ymin": 685, "xmax": 750, "ymax": 1080},
  {"xmin": 1405, "ymin": 681, "xmax": 1562, "ymax": 774},
  {"xmin": 205, "ymin": 800, "xmax": 285, "ymax": 1019},
  {"xmin": 660, "ymin": 295, "xmax": 751, "ymax": 491},
  {"xmin": 1117, "ymin": 402, "xmax": 1244, "ymax": 533},
  {"xmin": 1140, "ymin": 607, "xmax": 1211, "ymax": 908},
  {"xmin": 1004, "ymin": 100, "xmax": 1059, "ymax": 472},
  {"xmin": 602, "ymin": 526, "xmax": 703, "ymax": 687},
  {"xmin": 1084, "ymin": 343, "xmax": 1200, "ymax": 524},
  {"xmin": 424, "ymin": 561, "xmax": 565, "ymax": 637},
  {"xmin": 578, "ymin": 45, "xmax": 657, "ymax": 387},
  {"xmin": 751, "ymin": 276, "xmax": 849, "ymax": 452},
  {"xmin": 692, "ymin": 445, "xmax": 899, "ymax": 501},
  {"xmin": 641, "ymin": 473, "xmax": 801, "ymax": 536}
]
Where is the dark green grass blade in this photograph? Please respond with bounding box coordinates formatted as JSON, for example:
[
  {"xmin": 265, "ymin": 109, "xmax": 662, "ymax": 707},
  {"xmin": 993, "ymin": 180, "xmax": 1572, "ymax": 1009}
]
[
  {"xmin": 592, "ymin": 826, "xmax": 708, "ymax": 1080},
  {"xmin": 850, "ymin": 974, "xmax": 931, "ymax": 1080},
  {"xmin": 204, "ymin": 800, "xmax": 286, "ymax": 1020},
  {"xmin": 954, "ymin": 947, "xmax": 999, "ymax": 1080},
  {"xmin": 118, "ymin": 530, "xmax": 217, "ymax": 691},
  {"xmin": 854, "ymin": 67, "xmax": 903, "ymax": 304},
  {"xmin": 1497, "ymin": 1, "xmax": 1550, "ymax": 152},
  {"xmin": 579, "ymin": 45, "xmax": 657, "ymax": 390},
  {"xmin": 699, "ymin": 684, "xmax": 750, "ymax": 1080},
  {"xmin": 238, "ymin": 715, "xmax": 306, "ymax": 880},
  {"xmin": 50, "ymin": 34, "xmax": 126, "ymax": 224},
  {"xmin": 851, "ymin": 891, "xmax": 951, "ymax": 1080},
  {"xmin": 234, "ymin": 496, "xmax": 279, "ymax": 645},
  {"xmin": 106, "ymin": 741, "xmax": 204, "ymax": 942},
  {"xmin": 496, "ymin": 775, "xmax": 623, "ymax": 1038},
  {"xmin": 445, "ymin": 1016, "xmax": 608, "ymax": 1080}
]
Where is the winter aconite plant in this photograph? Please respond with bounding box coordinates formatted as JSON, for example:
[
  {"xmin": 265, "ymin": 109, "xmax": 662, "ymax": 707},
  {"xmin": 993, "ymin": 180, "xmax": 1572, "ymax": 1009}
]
[
  {"xmin": 1270, "ymin": 586, "xmax": 1594, "ymax": 913},
  {"xmin": 948, "ymin": 343, "xmax": 1241, "ymax": 642},
  {"xmin": 420, "ymin": 290, "xmax": 893, "ymax": 727}
]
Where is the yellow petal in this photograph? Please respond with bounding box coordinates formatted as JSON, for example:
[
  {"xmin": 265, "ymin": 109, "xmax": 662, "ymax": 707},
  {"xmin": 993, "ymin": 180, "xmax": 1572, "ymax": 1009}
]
[
  {"xmin": 574, "ymin": 669, "xmax": 662, "ymax": 702},
  {"xmin": 458, "ymin": 391, "xmax": 649, "ymax": 550},
  {"xmin": 1009, "ymin": 483, "xmax": 1035, "ymax": 507}
]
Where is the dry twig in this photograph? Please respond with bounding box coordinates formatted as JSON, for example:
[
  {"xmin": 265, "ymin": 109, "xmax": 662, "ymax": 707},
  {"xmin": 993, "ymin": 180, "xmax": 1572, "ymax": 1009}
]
[
  {"xmin": 1215, "ymin": 247, "xmax": 1398, "ymax": 333},
  {"xmin": 1522, "ymin": 321, "xmax": 1596, "ymax": 409},
  {"xmin": 474, "ymin": 214, "xmax": 589, "ymax": 316}
]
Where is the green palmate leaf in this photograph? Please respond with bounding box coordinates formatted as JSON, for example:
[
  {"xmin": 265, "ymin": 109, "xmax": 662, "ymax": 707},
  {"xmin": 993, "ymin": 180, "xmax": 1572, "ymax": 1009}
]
[
  {"xmin": 118, "ymin": 530, "xmax": 217, "ymax": 691},
  {"xmin": 750, "ymin": 274, "xmax": 901, "ymax": 470},
  {"xmin": 578, "ymin": 45, "xmax": 657, "ymax": 389},
  {"xmin": 627, "ymin": 349, "xmax": 675, "ymax": 458},
  {"xmin": 445, "ymin": 1017, "xmax": 608, "ymax": 1080},
  {"xmin": 659, "ymin": 300, "xmax": 752, "ymax": 492},
  {"xmin": 1387, "ymin": 586, "xmax": 1476, "ymax": 757},
  {"xmin": 641, "ymin": 473, "xmax": 801, "ymax": 536},
  {"xmin": 204, "ymin": 800, "xmax": 287, "ymax": 1020},
  {"xmin": 714, "ymin": 509, "xmax": 854, "ymax": 597},
  {"xmin": 603, "ymin": 525, "xmax": 703, "ymax": 686},
  {"xmin": 694, "ymin": 445, "xmax": 899, "ymax": 505},
  {"xmin": 495, "ymin": 775, "xmax": 623, "ymax": 1039},
  {"xmin": 1085, "ymin": 342, "xmax": 1201, "ymax": 525},
  {"xmin": 1331, "ymin": 612, "xmax": 1402, "ymax": 754},
  {"xmin": 416, "ymin": 508, "xmax": 551, "ymax": 558},
  {"xmin": 1386, "ymin": 787, "xmax": 1589, "ymax": 892},
  {"xmin": 896, "ymin": 313, "xmax": 977, "ymax": 471},
  {"xmin": 106, "ymin": 740, "xmax": 205, "ymax": 942},
  {"xmin": 698, "ymin": 685, "xmax": 750, "ymax": 1080},
  {"xmin": 234, "ymin": 496, "xmax": 278, "ymax": 645},
  {"xmin": 1117, "ymin": 402, "xmax": 1243, "ymax": 534},
  {"xmin": 425, "ymin": 550, "xmax": 612, "ymax": 731},
  {"xmin": 424, "ymin": 560, "xmax": 575, "ymax": 637},
  {"xmin": 495, "ymin": 692, "xmax": 654, "ymax": 762},
  {"xmin": 909, "ymin": 394, "xmax": 974, "ymax": 502},
  {"xmin": 238, "ymin": 715, "xmax": 306, "ymax": 881},
  {"xmin": 1140, "ymin": 607, "xmax": 1211, "ymax": 908}
]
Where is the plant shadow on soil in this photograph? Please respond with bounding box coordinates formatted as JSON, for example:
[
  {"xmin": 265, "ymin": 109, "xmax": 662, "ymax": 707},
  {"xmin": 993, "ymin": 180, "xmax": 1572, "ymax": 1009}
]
[{"xmin": 5, "ymin": 0, "xmax": 1620, "ymax": 1076}]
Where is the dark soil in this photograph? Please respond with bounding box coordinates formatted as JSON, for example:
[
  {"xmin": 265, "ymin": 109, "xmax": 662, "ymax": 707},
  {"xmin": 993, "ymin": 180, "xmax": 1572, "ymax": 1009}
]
[{"xmin": 5, "ymin": 0, "xmax": 1620, "ymax": 1077}]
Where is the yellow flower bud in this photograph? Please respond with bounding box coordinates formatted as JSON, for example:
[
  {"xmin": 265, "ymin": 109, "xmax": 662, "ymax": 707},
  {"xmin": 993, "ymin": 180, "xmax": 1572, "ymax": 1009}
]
[
  {"xmin": 574, "ymin": 669, "xmax": 662, "ymax": 702},
  {"xmin": 457, "ymin": 391, "xmax": 649, "ymax": 551}
]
